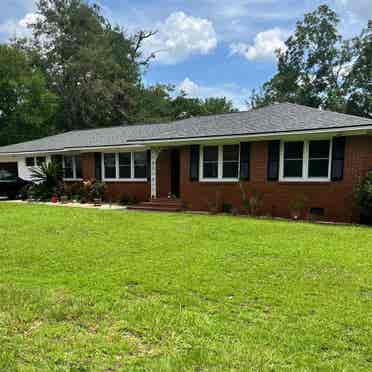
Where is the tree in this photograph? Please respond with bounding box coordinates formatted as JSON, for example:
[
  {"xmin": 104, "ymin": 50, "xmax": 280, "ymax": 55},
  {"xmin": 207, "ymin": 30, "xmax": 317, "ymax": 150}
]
[
  {"xmin": 171, "ymin": 94, "xmax": 237, "ymax": 120},
  {"xmin": 250, "ymin": 5, "xmax": 354, "ymax": 113},
  {"xmin": 346, "ymin": 20, "xmax": 372, "ymax": 118},
  {"xmin": 26, "ymin": 0, "xmax": 154, "ymax": 131},
  {"xmin": 132, "ymin": 85, "xmax": 237, "ymax": 123},
  {"xmin": 0, "ymin": 45, "xmax": 58, "ymax": 146}
]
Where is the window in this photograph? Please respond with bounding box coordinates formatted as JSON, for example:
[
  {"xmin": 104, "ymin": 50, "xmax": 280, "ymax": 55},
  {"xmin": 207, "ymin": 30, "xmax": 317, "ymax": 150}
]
[
  {"xmin": 203, "ymin": 146, "xmax": 218, "ymax": 178},
  {"xmin": 119, "ymin": 153, "xmax": 131, "ymax": 179},
  {"xmin": 283, "ymin": 142, "xmax": 303, "ymax": 178},
  {"xmin": 102, "ymin": 151, "xmax": 147, "ymax": 181},
  {"xmin": 75, "ymin": 156, "xmax": 83, "ymax": 179},
  {"xmin": 134, "ymin": 152, "xmax": 147, "ymax": 179},
  {"xmin": 63, "ymin": 155, "xmax": 82, "ymax": 180},
  {"xmin": 26, "ymin": 157, "xmax": 35, "ymax": 167},
  {"xmin": 36, "ymin": 156, "xmax": 46, "ymax": 166},
  {"xmin": 104, "ymin": 154, "xmax": 116, "ymax": 179},
  {"xmin": 308, "ymin": 140, "xmax": 330, "ymax": 178},
  {"xmin": 26, "ymin": 156, "xmax": 46, "ymax": 167},
  {"xmin": 223, "ymin": 145, "xmax": 239, "ymax": 178},
  {"xmin": 201, "ymin": 144, "xmax": 240, "ymax": 181},
  {"xmin": 280, "ymin": 140, "xmax": 331, "ymax": 181}
]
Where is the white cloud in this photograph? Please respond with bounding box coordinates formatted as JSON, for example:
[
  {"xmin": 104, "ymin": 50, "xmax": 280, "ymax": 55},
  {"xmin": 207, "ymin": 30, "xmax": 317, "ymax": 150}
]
[
  {"xmin": 142, "ymin": 11, "xmax": 217, "ymax": 64},
  {"xmin": 0, "ymin": 12, "xmax": 40, "ymax": 40},
  {"xmin": 178, "ymin": 77, "xmax": 249, "ymax": 111},
  {"xmin": 18, "ymin": 12, "xmax": 40, "ymax": 28},
  {"xmin": 230, "ymin": 27, "xmax": 288, "ymax": 61}
]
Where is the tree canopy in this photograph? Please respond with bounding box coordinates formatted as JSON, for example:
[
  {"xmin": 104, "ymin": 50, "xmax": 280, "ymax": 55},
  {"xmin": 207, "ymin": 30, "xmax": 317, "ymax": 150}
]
[
  {"xmin": 0, "ymin": 2, "xmax": 370, "ymax": 147},
  {"xmin": 250, "ymin": 5, "xmax": 371, "ymax": 118},
  {"xmin": 0, "ymin": 0, "xmax": 236, "ymax": 146},
  {"xmin": 0, "ymin": 45, "xmax": 58, "ymax": 146}
]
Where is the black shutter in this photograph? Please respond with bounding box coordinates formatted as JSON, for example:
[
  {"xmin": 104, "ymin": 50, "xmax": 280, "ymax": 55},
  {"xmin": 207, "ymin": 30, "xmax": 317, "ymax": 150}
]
[
  {"xmin": 189, "ymin": 145, "xmax": 200, "ymax": 181},
  {"xmin": 331, "ymin": 137, "xmax": 346, "ymax": 181},
  {"xmin": 267, "ymin": 140, "xmax": 280, "ymax": 181},
  {"xmin": 239, "ymin": 142, "xmax": 250, "ymax": 180},
  {"xmin": 94, "ymin": 153, "xmax": 102, "ymax": 180},
  {"xmin": 146, "ymin": 150, "xmax": 151, "ymax": 181}
]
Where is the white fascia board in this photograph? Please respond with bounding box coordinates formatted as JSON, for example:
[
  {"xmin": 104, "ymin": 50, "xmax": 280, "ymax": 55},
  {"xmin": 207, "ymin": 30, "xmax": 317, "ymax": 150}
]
[{"xmin": 0, "ymin": 144, "xmax": 147, "ymax": 156}]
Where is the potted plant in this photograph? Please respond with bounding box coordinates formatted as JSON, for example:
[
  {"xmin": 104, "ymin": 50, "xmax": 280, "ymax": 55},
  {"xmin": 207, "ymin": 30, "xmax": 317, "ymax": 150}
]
[
  {"xmin": 290, "ymin": 195, "xmax": 306, "ymax": 220},
  {"xmin": 354, "ymin": 171, "xmax": 372, "ymax": 224},
  {"xmin": 89, "ymin": 180, "xmax": 107, "ymax": 206}
]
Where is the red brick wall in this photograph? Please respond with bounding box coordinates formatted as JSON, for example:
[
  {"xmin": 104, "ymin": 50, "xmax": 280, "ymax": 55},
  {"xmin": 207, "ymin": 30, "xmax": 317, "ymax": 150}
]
[
  {"xmin": 76, "ymin": 136, "xmax": 372, "ymax": 222},
  {"xmin": 79, "ymin": 153, "xmax": 150, "ymax": 202},
  {"xmin": 179, "ymin": 136, "xmax": 372, "ymax": 223}
]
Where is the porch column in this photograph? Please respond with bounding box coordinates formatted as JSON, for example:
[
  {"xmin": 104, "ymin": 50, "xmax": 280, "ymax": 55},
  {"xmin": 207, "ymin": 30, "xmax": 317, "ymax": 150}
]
[{"xmin": 150, "ymin": 148, "xmax": 161, "ymax": 199}]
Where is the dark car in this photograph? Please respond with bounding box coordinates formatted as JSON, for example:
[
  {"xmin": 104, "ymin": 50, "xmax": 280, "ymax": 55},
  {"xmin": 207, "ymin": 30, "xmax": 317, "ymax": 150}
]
[{"xmin": 0, "ymin": 168, "xmax": 31, "ymax": 200}]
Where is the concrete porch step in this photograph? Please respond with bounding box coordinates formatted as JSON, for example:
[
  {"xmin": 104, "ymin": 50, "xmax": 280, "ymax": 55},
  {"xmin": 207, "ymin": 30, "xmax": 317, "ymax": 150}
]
[
  {"xmin": 127, "ymin": 198, "xmax": 184, "ymax": 212},
  {"xmin": 127, "ymin": 205, "xmax": 183, "ymax": 212}
]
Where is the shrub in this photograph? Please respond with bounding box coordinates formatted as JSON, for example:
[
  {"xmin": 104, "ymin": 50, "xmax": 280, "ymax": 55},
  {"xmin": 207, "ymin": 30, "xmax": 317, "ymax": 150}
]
[
  {"xmin": 222, "ymin": 203, "xmax": 233, "ymax": 214},
  {"xmin": 355, "ymin": 171, "xmax": 372, "ymax": 211},
  {"xmin": 90, "ymin": 180, "xmax": 106, "ymax": 200}
]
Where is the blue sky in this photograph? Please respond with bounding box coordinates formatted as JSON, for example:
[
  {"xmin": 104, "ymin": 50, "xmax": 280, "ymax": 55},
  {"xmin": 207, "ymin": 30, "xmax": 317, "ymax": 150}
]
[{"xmin": 1, "ymin": 0, "xmax": 370, "ymax": 110}]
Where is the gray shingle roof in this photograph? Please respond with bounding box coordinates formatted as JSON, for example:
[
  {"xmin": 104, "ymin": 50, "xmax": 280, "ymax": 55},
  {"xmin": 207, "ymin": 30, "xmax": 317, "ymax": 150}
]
[{"xmin": 1, "ymin": 103, "xmax": 371, "ymax": 154}]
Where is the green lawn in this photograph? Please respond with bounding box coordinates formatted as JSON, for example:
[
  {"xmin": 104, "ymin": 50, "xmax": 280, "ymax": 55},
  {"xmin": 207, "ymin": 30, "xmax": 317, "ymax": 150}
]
[{"xmin": 1, "ymin": 203, "xmax": 372, "ymax": 371}]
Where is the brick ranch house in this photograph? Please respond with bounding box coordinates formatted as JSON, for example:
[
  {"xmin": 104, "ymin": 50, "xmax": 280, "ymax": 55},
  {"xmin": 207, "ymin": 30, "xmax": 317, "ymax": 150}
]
[{"xmin": 1, "ymin": 103, "xmax": 372, "ymax": 222}]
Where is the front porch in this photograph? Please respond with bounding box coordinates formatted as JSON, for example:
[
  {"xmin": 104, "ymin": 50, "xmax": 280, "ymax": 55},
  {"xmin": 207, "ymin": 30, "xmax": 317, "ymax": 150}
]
[
  {"xmin": 150, "ymin": 147, "xmax": 181, "ymax": 200},
  {"xmin": 129, "ymin": 147, "xmax": 184, "ymax": 212}
]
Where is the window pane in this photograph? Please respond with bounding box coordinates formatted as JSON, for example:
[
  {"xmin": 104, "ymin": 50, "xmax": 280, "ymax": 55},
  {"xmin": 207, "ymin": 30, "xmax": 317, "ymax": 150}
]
[
  {"xmin": 284, "ymin": 160, "xmax": 303, "ymax": 178},
  {"xmin": 222, "ymin": 145, "xmax": 239, "ymax": 178},
  {"xmin": 26, "ymin": 157, "xmax": 35, "ymax": 167},
  {"xmin": 203, "ymin": 146, "xmax": 218, "ymax": 161},
  {"xmin": 134, "ymin": 152, "xmax": 146, "ymax": 179},
  {"xmin": 283, "ymin": 141, "xmax": 303, "ymax": 178},
  {"xmin": 309, "ymin": 140, "xmax": 330, "ymax": 158},
  {"xmin": 64, "ymin": 156, "xmax": 74, "ymax": 178},
  {"xmin": 104, "ymin": 153, "xmax": 116, "ymax": 179},
  {"xmin": 75, "ymin": 156, "xmax": 82, "ymax": 179},
  {"xmin": 223, "ymin": 162, "xmax": 239, "ymax": 178},
  {"xmin": 119, "ymin": 153, "xmax": 131, "ymax": 178},
  {"xmin": 203, "ymin": 163, "xmax": 218, "ymax": 178},
  {"xmin": 223, "ymin": 145, "xmax": 239, "ymax": 161},
  {"xmin": 309, "ymin": 159, "xmax": 329, "ymax": 178},
  {"xmin": 284, "ymin": 142, "xmax": 303, "ymax": 159},
  {"xmin": 203, "ymin": 146, "xmax": 219, "ymax": 178},
  {"xmin": 36, "ymin": 157, "xmax": 46, "ymax": 166}
]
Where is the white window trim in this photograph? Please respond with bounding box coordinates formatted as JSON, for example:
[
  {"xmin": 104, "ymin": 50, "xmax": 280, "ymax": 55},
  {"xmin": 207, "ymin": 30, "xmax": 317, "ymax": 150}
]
[
  {"xmin": 279, "ymin": 139, "xmax": 332, "ymax": 182},
  {"xmin": 26, "ymin": 156, "xmax": 46, "ymax": 168},
  {"xmin": 63, "ymin": 155, "xmax": 83, "ymax": 181},
  {"xmin": 199, "ymin": 144, "xmax": 240, "ymax": 182},
  {"xmin": 101, "ymin": 152, "xmax": 147, "ymax": 182}
]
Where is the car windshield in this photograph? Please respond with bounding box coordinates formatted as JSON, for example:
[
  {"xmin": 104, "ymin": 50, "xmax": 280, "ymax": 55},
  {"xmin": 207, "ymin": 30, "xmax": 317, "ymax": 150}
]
[{"xmin": 0, "ymin": 169, "xmax": 16, "ymax": 181}]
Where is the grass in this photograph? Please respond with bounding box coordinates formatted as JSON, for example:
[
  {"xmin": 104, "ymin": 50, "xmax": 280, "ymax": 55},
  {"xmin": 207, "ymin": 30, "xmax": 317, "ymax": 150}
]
[{"xmin": 0, "ymin": 203, "xmax": 372, "ymax": 371}]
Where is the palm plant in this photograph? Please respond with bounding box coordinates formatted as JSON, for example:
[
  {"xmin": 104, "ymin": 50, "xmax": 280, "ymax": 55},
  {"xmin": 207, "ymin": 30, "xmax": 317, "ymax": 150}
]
[
  {"xmin": 29, "ymin": 162, "xmax": 64, "ymax": 200},
  {"xmin": 30, "ymin": 162, "xmax": 63, "ymax": 187}
]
